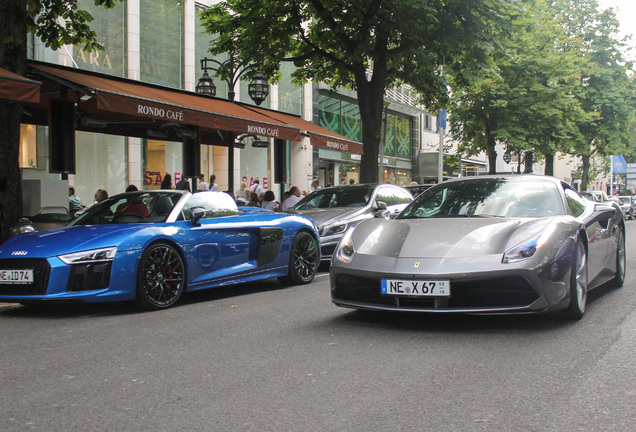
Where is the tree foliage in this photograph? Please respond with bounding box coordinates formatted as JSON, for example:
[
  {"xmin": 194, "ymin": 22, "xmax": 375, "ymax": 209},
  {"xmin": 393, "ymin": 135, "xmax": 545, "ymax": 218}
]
[
  {"xmin": 450, "ymin": 0, "xmax": 635, "ymax": 181},
  {"xmin": 200, "ymin": 0, "xmax": 521, "ymax": 184}
]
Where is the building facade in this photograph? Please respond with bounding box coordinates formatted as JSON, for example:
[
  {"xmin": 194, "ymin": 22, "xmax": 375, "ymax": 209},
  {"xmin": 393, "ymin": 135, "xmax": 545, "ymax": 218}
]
[{"xmin": 18, "ymin": 0, "xmax": 479, "ymax": 215}]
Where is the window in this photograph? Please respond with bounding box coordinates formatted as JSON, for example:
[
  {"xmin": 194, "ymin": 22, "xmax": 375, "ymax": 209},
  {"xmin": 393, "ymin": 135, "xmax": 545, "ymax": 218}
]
[
  {"xmin": 140, "ymin": 0, "xmax": 184, "ymax": 88},
  {"xmin": 563, "ymin": 185, "xmax": 587, "ymax": 217}
]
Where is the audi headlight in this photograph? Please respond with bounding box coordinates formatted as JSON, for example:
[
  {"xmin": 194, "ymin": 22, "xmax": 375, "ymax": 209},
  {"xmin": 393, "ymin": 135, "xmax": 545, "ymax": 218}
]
[
  {"xmin": 59, "ymin": 247, "xmax": 117, "ymax": 264},
  {"xmin": 334, "ymin": 227, "xmax": 356, "ymax": 264},
  {"xmin": 322, "ymin": 222, "xmax": 348, "ymax": 237}
]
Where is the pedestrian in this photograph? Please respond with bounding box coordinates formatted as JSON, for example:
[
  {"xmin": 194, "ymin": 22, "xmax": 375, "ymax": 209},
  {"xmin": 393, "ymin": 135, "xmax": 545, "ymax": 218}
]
[
  {"xmin": 248, "ymin": 178, "xmax": 263, "ymax": 196},
  {"xmin": 126, "ymin": 184, "xmax": 138, "ymax": 192},
  {"xmin": 68, "ymin": 186, "xmax": 83, "ymax": 215},
  {"xmin": 235, "ymin": 181, "xmax": 249, "ymax": 204},
  {"xmin": 85, "ymin": 188, "xmax": 108, "ymax": 211},
  {"xmin": 349, "ymin": 178, "xmax": 355, "ymax": 185},
  {"xmin": 282, "ymin": 186, "xmax": 302, "ymax": 211},
  {"xmin": 310, "ymin": 179, "xmax": 321, "ymax": 192},
  {"xmin": 247, "ymin": 192, "xmax": 260, "ymax": 207},
  {"xmin": 261, "ymin": 190, "xmax": 279, "ymax": 211},
  {"xmin": 160, "ymin": 174, "xmax": 173, "ymax": 190},
  {"xmin": 208, "ymin": 174, "xmax": 219, "ymax": 191},
  {"xmin": 175, "ymin": 176, "xmax": 190, "ymax": 191},
  {"xmin": 196, "ymin": 174, "xmax": 208, "ymax": 192},
  {"xmin": 339, "ymin": 177, "xmax": 346, "ymax": 185},
  {"xmin": 278, "ymin": 190, "xmax": 291, "ymax": 212}
]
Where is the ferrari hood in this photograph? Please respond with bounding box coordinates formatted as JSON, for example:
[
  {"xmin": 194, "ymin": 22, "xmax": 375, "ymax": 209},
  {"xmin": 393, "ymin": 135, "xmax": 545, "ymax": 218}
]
[
  {"xmin": 0, "ymin": 225, "xmax": 148, "ymax": 258},
  {"xmin": 290, "ymin": 207, "xmax": 366, "ymax": 228},
  {"xmin": 351, "ymin": 217, "xmax": 554, "ymax": 259}
]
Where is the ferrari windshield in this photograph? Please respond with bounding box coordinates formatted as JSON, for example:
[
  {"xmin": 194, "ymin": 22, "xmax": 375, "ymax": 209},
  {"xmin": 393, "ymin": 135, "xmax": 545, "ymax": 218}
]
[
  {"xmin": 293, "ymin": 185, "xmax": 374, "ymax": 210},
  {"xmin": 399, "ymin": 178, "xmax": 565, "ymax": 219}
]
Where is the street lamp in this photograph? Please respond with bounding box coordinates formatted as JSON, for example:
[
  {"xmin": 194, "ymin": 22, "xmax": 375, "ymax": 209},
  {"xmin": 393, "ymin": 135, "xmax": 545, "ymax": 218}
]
[
  {"xmin": 196, "ymin": 53, "xmax": 269, "ymax": 104},
  {"xmin": 196, "ymin": 52, "xmax": 270, "ymax": 193}
]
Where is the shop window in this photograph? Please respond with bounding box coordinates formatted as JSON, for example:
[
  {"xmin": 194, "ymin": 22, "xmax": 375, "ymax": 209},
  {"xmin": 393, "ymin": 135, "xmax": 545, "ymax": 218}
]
[
  {"xmin": 143, "ymin": 139, "xmax": 185, "ymax": 190},
  {"xmin": 19, "ymin": 124, "xmax": 37, "ymax": 169}
]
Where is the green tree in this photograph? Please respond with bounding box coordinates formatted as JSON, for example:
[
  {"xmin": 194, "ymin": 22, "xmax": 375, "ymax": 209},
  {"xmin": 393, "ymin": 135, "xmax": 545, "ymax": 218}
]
[
  {"xmin": 450, "ymin": 0, "xmax": 585, "ymax": 175},
  {"xmin": 554, "ymin": 0, "xmax": 636, "ymax": 190},
  {"xmin": 200, "ymin": 0, "xmax": 521, "ymax": 184},
  {"xmin": 0, "ymin": 0, "xmax": 120, "ymax": 242}
]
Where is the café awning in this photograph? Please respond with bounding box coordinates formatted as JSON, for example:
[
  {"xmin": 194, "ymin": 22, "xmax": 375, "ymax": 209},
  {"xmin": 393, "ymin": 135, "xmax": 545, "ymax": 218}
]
[
  {"xmin": 25, "ymin": 61, "xmax": 363, "ymax": 154},
  {"xmin": 245, "ymin": 105, "xmax": 364, "ymax": 155},
  {"xmin": 27, "ymin": 61, "xmax": 301, "ymax": 143},
  {"xmin": 0, "ymin": 67, "xmax": 41, "ymax": 103}
]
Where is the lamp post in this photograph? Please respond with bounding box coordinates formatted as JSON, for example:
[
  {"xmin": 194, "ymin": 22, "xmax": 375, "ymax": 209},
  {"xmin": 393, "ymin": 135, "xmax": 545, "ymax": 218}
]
[{"xmin": 196, "ymin": 52, "xmax": 270, "ymax": 193}]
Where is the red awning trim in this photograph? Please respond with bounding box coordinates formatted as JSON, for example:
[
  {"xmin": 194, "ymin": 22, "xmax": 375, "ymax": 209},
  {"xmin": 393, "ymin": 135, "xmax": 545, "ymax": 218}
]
[{"xmin": 0, "ymin": 67, "xmax": 41, "ymax": 103}]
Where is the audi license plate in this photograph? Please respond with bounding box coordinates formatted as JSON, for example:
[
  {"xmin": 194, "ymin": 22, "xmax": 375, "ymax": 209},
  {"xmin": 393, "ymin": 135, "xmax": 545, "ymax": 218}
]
[
  {"xmin": 0, "ymin": 269, "xmax": 34, "ymax": 284},
  {"xmin": 381, "ymin": 279, "xmax": 450, "ymax": 297}
]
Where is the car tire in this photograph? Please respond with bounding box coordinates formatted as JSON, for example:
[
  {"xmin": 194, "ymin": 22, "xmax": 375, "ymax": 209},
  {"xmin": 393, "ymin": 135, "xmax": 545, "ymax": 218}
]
[
  {"xmin": 564, "ymin": 238, "xmax": 588, "ymax": 320},
  {"xmin": 610, "ymin": 226, "xmax": 626, "ymax": 288},
  {"xmin": 279, "ymin": 231, "xmax": 319, "ymax": 285},
  {"xmin": 135, "ymin": 242, "xmax": 186, "ymax": 310}
]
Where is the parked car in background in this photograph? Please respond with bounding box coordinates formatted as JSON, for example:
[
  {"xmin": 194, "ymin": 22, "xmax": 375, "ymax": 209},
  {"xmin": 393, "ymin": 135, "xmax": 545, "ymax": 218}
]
[
  {"xmin": 615, "ymin": 196, "xmax": 634, "ymax": 220},
  {"xmin": 331, "ymin": 175, "xmax": 626, "ymax": 320},
  {"xmin": 581, "ymin": 190, "xmax": 609, "ymax": 202},
  {"xmin": 287, "ymin": 184, "xmax": 413, "ymax": 262},
  {"xmin": 0, "ymin": 191, "xmax": 320, "ymax": 310},
  {"xmin": 609, "ymin": 196, "xmax": 634, "ymax": 219}
]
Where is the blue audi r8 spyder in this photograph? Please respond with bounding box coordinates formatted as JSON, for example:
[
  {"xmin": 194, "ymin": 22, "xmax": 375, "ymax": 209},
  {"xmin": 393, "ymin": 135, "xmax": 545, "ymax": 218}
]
[{"xmin": 0, "ymin": 190, "xmax": 320, "ymax": 310}]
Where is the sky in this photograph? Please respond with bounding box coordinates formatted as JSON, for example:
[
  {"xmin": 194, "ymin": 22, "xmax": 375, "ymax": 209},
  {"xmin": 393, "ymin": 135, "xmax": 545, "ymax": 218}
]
[{"xmin": 596, "ymin": 0, "xmax": 636, "ymax": 61}]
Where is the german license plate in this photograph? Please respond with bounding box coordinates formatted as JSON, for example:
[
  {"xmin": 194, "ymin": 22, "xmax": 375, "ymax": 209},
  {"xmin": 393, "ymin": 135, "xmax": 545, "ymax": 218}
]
[
  {"xmin": 0, "ymin": 269, "xmax": 34, "ymax": 284},
  {"xmin": 381, "ymin": 279, "xmax": 450, "ymax": 297}
]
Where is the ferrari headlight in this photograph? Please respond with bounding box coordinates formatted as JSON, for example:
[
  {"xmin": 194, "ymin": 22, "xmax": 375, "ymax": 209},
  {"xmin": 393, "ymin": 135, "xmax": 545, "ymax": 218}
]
[
  {"xmin": 59, "ymin": 247, "xmax": 117, "ymax": 265},
  {"xmin": 334, "ymin": 227, "xmax": 356, "ymax": 263},
  {"xmin": 322, "ymin": 222, "xmax": 348, "ymax": 237},
  {"xmin": 503, "ymin": 223, "xmax": 558, "ymax": 264}
]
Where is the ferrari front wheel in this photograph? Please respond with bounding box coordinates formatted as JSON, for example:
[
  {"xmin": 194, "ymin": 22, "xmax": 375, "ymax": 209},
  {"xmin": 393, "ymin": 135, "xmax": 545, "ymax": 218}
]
[
  {"xmin": 279, "ymin": 231, "xmax": 319, "ymax": 285},
  {"xmin": 564, "ymin": 238, "xmax": 588, "ymax": 320},
  {"xmin": 136, "ymin": 242, "xmax": 186, "ymax": 310}
]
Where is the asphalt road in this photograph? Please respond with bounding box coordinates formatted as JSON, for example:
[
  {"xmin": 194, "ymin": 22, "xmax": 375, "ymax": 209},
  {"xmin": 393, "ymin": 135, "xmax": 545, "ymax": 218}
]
[{"xmin": 1, "ymin": 223, "xmax": 636, "ymax": 431}]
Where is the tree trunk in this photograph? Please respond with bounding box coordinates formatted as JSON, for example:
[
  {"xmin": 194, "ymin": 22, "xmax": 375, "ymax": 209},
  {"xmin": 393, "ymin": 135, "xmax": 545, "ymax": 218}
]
[
  {"xmin": 487, "ymin": 134, "xmax": 497, "ymax": 174},
  {"xmin": 0, "ymin": 0, "xmax": 28, "ymax": 243},
  {"xmin": 354, "ymin": 60, "xmax": 387, "ymax": 184},
  {"xmin": 580, "ymin": 154, "xmax": 590, "ymax": 191},
  {"xmin": 544, "ymin": 153, "xmax": 554, "ymax": 176}
]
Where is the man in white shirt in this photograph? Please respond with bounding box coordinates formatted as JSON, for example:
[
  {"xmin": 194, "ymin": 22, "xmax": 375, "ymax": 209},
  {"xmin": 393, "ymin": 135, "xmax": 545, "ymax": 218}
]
[
  {"xmin": 282, "ymin": 186, "xmax": 302, "ymax": 211},
  {"xmin": 249, "ymin": 178, "xmax": 263, "ymax": 196},
  {"xmin": 196, "ymin": 174, "xmax": 208, "ymax": 192}
]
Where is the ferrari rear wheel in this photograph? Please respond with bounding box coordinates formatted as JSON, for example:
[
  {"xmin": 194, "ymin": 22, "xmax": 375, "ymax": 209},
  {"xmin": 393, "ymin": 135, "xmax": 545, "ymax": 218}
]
[
  {"xmin": 136, "ymin": 242, "xmax": 185, "ymax": 310},
  {"xmin": 279, "ymin": 231, "xmax": 319, "ymax": 285},
  {"xmin": 610, "ymin": 226, "xmax": 626, "ymax": 288},
  {"xmin": 564, "ymin": 238, "xmax": 588, "ymax": 320}
]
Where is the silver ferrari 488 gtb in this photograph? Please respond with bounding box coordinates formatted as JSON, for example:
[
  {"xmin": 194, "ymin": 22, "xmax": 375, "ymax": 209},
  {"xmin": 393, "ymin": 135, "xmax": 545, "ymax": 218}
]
[{"xmin": 330, "ymin": 175, "xmax": 626, "ymax": 320}]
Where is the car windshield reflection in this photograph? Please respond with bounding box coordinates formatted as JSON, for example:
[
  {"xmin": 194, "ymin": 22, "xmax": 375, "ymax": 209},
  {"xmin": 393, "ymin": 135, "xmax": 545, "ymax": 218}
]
[
  {"xmin": 294, "ymin": 185, "xmax": 374, "ymax": 210},
  {"xmin": 399, "ymin": 178, "xmax": 565, "ymax": 219}
]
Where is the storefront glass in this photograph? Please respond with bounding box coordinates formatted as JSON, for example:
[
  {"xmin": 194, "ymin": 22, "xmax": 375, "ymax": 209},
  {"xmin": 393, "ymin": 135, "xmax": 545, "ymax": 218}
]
[
  {"xmin": 73, "ymin": 0, "xmax": 127, "ymax": 77},
  {"xmin": 317, "ymin": 94, "xmax": 361, "ymax": 142},
  {"xmin": 140, "ymin": 0, "xmax": 184, "ymax": 88},
  {"xmin": 143, "ymin": 140, "xmax": 185, "ymax": 190},
  {"xmin": 72, "ymin": 132, "xmax": 127, "ymax": 203}
]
